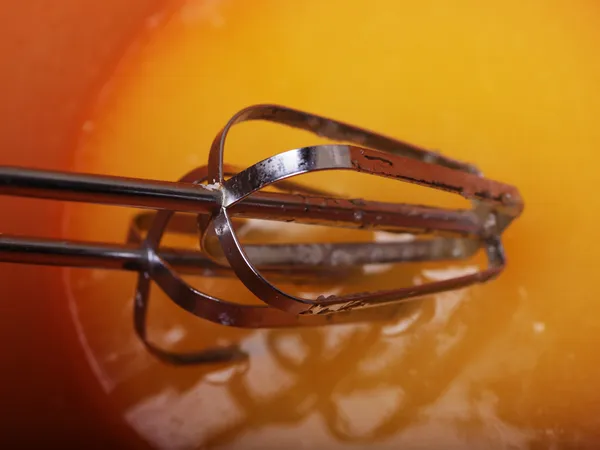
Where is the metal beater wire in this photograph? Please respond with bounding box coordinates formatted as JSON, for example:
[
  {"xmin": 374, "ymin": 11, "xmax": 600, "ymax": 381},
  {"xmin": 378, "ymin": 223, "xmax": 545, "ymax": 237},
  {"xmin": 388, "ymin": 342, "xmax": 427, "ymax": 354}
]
[{"xmin": 0, "ymin": 104, "xmax": 523, "ymax": 364}]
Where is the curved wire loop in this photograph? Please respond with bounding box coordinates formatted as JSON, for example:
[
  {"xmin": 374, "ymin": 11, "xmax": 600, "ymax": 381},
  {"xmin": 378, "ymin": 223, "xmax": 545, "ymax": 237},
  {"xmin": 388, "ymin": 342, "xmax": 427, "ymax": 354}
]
[
  {"xmin": 204, "ymin": 105, "xmax": 523, "ymax": 316},
  {"xmin": 124, "ymin": 104, "xmax": 522, "ymax": 364},
  {"xmin": 131, "ymin": 166, "xmax": 431, "ymax": 365}
]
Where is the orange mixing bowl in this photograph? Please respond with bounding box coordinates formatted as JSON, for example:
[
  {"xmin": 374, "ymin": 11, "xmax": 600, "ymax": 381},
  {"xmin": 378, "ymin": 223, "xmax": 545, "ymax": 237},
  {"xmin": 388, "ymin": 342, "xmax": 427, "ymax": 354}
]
[{"xmin": 3, "ymin": 1, "xmax": 600, "ymax": 448}]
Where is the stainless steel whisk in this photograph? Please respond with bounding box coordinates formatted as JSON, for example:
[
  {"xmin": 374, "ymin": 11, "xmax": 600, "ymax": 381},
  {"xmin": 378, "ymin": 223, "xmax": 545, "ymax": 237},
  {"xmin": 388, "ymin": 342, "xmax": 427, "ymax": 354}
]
[{"xmin": 0, "ymin": 104, "xmax": 523, "ymax": 364}]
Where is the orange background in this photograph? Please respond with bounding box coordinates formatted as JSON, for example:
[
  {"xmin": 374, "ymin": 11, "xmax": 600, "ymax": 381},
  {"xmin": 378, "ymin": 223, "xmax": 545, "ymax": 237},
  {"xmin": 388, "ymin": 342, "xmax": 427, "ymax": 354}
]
[{"xmin": 0, "ymin": 0, "xmax": 167, "ymax": 446}]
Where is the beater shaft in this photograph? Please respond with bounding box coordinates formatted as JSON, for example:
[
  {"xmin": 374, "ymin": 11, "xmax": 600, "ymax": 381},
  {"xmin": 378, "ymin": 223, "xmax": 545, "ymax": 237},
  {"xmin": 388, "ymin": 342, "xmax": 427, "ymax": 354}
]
[
  {"xmin": 0, "ymin": 166, "xmax": 482, "ymax": 235},
  {"xmin": 0, "ymin": 234, "xmax": 477, "ymax": 274}
]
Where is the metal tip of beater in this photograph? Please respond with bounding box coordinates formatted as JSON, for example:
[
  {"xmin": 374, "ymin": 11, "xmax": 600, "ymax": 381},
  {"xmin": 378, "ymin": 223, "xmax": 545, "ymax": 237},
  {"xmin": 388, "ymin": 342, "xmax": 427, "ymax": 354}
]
[{"xmin": 0, "ymin": 104, "xmax": 523, "ymax": 365}]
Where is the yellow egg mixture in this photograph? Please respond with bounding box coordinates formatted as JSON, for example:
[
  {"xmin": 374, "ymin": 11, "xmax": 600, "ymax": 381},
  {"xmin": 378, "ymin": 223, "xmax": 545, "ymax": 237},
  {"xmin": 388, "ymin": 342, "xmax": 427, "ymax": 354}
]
[{"xmin": 62, "ymin": 0, "xmax": 600, "ymax": 448}]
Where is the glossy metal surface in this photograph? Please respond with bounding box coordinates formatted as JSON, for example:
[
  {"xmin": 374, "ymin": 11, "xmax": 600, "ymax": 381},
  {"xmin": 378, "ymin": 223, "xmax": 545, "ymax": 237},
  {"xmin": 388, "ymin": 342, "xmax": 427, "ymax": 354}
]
[
  {"xmin": 0, "ymin": 166, "xmax": 483, "ymax": 234},
  {"xmin": 133, "ymin": 166, "xmax": 431, "ymax": 364},
  {"xmin": 206, "ymin": 105, "xmax": 522, "ymax": 316},
  {"xmin": 0, "ymin": 104, "xmax": 522, "ymax": 365}
]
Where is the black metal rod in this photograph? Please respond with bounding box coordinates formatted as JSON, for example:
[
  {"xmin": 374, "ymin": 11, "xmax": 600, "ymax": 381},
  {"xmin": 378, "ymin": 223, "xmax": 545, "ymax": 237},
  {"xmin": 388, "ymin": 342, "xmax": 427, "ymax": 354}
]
[
  {"xmin": 0, "ymin": 233, "xmax": 479, "ymax": 272},
  {"xmin": 0, "ymin": 166, "xmax": 482, "ymax": 235},
  {"xmin": 0, "ymin": 235, "xmax": 216, "ymax": 274}
]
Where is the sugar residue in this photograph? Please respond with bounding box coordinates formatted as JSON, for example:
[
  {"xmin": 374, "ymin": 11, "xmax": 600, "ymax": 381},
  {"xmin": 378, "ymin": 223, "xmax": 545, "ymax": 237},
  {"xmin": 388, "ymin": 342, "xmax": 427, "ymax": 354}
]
[{"xmin": 202, "ymin": 182, "xmax": 220, "ymax": 191}]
